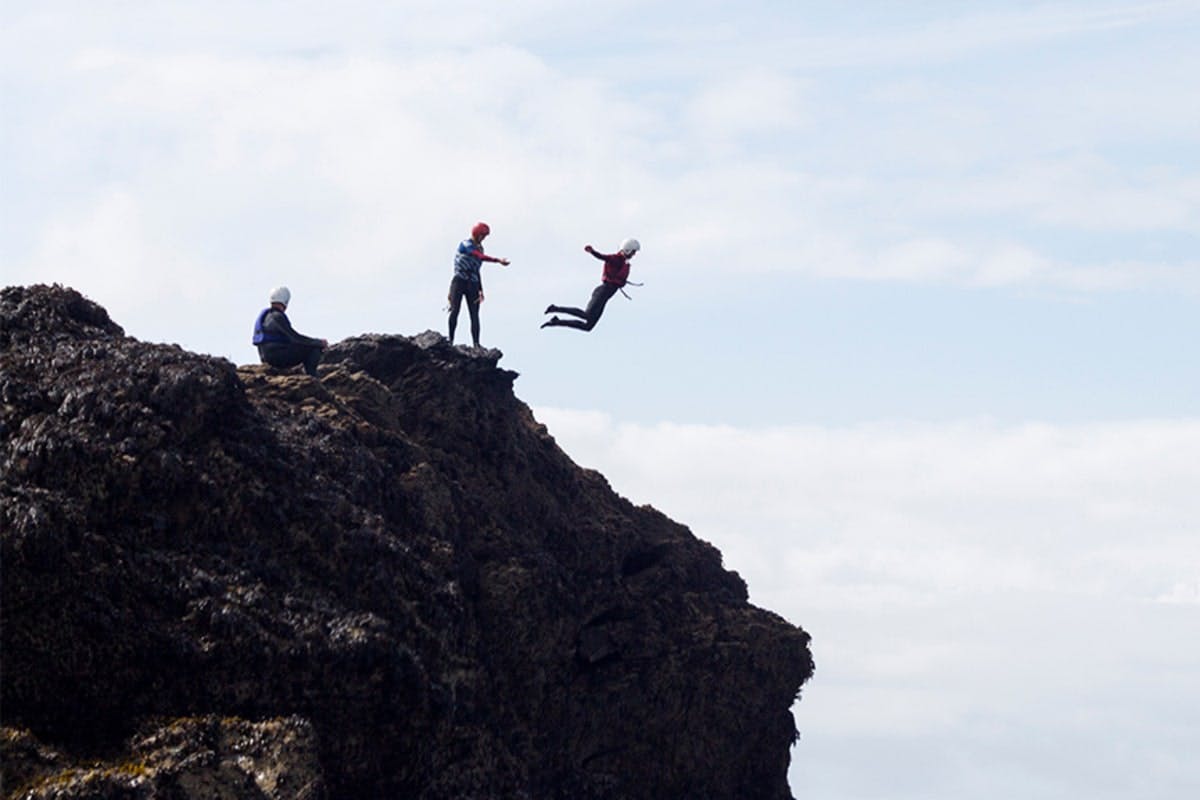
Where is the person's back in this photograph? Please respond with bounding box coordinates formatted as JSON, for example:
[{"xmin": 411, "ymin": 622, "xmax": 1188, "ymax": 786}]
[{"xmin": 252, "ymin": 306, "xmax": 289, "ymax": 348}]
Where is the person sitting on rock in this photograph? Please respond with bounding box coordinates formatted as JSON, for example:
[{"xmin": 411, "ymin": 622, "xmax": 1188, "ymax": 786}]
[
  {"xmin": 541, "ymin": 238, "xmax": 640, "ymax": 332},
  {"xmin": 252, "ymin": 286, "xmax": 328, "ymax": 377},
  {"xmin": 448, "ymin": 221, "xmax": 510, "ymax": 348}
]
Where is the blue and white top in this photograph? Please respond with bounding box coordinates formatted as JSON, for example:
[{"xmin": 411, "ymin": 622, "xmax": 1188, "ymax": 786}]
[{"xmin": 453, "ymin": 239, "xmax": 487, "ymax": 284}]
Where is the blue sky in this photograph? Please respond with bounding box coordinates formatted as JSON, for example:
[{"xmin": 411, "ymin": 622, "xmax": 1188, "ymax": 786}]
[{"xmin": 4, "ymin": 2, "xmax": 1199, "ymax": 798}]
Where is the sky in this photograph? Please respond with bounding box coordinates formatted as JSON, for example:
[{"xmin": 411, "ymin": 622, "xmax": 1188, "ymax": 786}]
[{"xmin": 3, "ymin": 1, "xmax": 1199, "ymax": 797}]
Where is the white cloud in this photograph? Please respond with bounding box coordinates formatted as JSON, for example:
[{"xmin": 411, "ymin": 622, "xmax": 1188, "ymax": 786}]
[
  {"xmin": 17, "ymin": 189, "xmax": 215, "ymax": 312},
  {"xmin": 1155, "ymin": 580, "xmax": 1200, "ymax": 605},
  {"xmin": 534, "ymin": 408, "xmax": 1200, "ymax": 796},
  {"xmin": 933, "ymin": 156, "xmax": 1200, "ymax": 234},
  {"xmin": 686, "ymin": 68, "xmax": 810, "ymax": 143},
  {"xmin": 6, "ymin": 2, "xmax": 1199, "ymax": 311},
  {"xmin": 717, "ymin": 1, "xmax": 1200, "ymax": 71},
  {"xmin": 534, "ymin": 411, "xmax": 1200, "ymax": 599},
  {"xmin": 5, "ymin": 43, "xmax": 665, "ymax": 353}
]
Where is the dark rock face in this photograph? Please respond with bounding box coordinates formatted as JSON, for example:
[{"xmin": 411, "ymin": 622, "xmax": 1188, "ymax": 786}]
[{"xmin": 1, "ymin": 284, "xmax": 814, "ymax": 799}]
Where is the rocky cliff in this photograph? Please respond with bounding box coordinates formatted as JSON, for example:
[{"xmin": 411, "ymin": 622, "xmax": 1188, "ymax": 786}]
[{"xmin": 0, "ymin": 284, "xmax": 813, "ymax": 799}]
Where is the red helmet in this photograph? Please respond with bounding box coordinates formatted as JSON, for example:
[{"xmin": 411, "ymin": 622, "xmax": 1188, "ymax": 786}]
[{"xmin": 471, "ymin": 221, "xmax": 490, "ymax": 239}]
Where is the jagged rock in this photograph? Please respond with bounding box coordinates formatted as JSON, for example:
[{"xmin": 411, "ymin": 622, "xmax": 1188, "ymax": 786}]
[
  {"xmin": 3, "ymin": 716, "xmax": 324, "ymax": 799},
  {"xmin": 1, "ymin": 284, "xmax": 814, "ymax": 799}
]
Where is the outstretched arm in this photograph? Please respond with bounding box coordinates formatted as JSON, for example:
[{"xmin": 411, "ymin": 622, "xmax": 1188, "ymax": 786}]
[
  {"xmin": 584, "ymin": 245, "xmax": 607, "ymax": 260},
  {"xmin": 468, "ymin": 247, "xmax": 510, "ymax": 266}
]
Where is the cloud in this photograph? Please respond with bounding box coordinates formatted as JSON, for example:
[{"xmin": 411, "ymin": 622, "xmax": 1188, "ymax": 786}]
[
  {"xmin": 533, "ymin": 408, "xmax": 1200, "ymax": 796},
  {"xmin": 533, "ymin": 412, "xmax": 1200, "ymax": 565},
  {"xmin": 6, "ymin": 1, "xmax": 1200, "ymax": 321},
  {"xmin": 925, "ymin": 156, "xmax": 1200, "ymax": 234},
  {"xmin": 18, "ymin": 189, "xmax": 215, "ymax": 309},
  {"xmin": 686, "ymin": 68, "xmax": 811, "ymax": 144},
  {"xmin": 720, "ymin": 1, "xmax": 1200, "ymax": 71},
  {"xmin": 4, "ymin": 43, "xmax": 664, "ymax": 354}
]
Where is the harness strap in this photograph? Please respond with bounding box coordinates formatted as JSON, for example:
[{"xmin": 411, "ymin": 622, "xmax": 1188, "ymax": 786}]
[{"xmin": 619, "ymin": 281, "xmax": 643, "ymax": 300}]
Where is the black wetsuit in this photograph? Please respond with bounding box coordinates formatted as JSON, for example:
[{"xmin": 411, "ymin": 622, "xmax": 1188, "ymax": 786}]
[
  {"xmin": 544, "ymin": 283, "xmax": 619, "ymax": 331},
  {"xmin": 253, "ymin": 307, "xmax": 323, "ymax": 376},
  {"xmin": 543, "ymin": 247, "xmax": 630, "ymax": 332},
  {"xmin": 447, "ymin": 276, "xmax": 482, "ymax": 346},
  {"xmin": 449, "ymin": 237, "xmax": 507, "ymax": 346}
]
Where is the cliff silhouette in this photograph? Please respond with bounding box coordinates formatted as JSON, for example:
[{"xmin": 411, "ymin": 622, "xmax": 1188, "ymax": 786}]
[{"xmin": 1, "ymin": 284, "xmax": 813, "ymax": 799}]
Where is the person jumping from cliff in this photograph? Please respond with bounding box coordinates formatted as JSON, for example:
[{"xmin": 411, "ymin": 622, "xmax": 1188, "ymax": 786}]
[
  {"xmin": 252, "ymin": 286, "xmax": 328, "ymax": 377},
  {"xmin": 541, "ymin": 238, "xmax": 640, "ymax": 332},
  {"xmin": 448, "ymin": 221, "xmax": 511, "ymax": 348}
]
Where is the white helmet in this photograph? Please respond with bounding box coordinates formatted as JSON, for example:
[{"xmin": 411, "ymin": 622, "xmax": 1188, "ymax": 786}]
[
  {"xmin": 620, "ymin": 238, "xmax": 641, "ymax": 255},
  {"xmin": 269, "ymin": 286, "xmax": 291, "ymax": 306}
]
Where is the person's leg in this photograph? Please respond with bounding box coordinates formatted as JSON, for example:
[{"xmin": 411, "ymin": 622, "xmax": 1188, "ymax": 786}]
[
  {"xmin": 547, "ymin": 303, "xmax": 589, "ymax": 319},
  {"xmin": 302, "ymin": 346, "xmax": 321, "ymax": 377},
  {"xmin": 542, "ymin": 284, "xmax": 615, "ymax": 332},
  {"xmin": 542, "ymin": 316, "xmax": 588, "ymax": 330},
  {"xmin": 447, "ymin": 278, "xmax": 465, "ymax": 343},
  {"xmin": 578, "ymin": 284, "xmax": 616, "ymax": 331},
  {"xmin": 466, "ymin": 290, "xmax": 481, "ymax": 346},
  {"xmin": 261, "ymin": 344, "xmax": 306, "ymax": 372}
]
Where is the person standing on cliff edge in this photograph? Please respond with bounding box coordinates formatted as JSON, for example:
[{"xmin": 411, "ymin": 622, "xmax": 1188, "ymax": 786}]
[
  {"xmin": 541, "ymin": 238, "xmax": 640, "ymax": 332},
  {"xmin": 252, "ymin": 286, "xmax": 328, "ymax": 377},
  {"xmin": 448, "ymin": 221, "xmax": 511, "ymax": 348}
]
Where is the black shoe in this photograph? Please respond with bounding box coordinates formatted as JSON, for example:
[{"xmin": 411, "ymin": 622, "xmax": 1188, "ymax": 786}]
[
  {"xmin": 540, "ymin": 316, "xmax": 559, "ymax": 329},
  {"xmin": 544, "ymin": 305, "xmax": 556, "ymax": 314}
]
